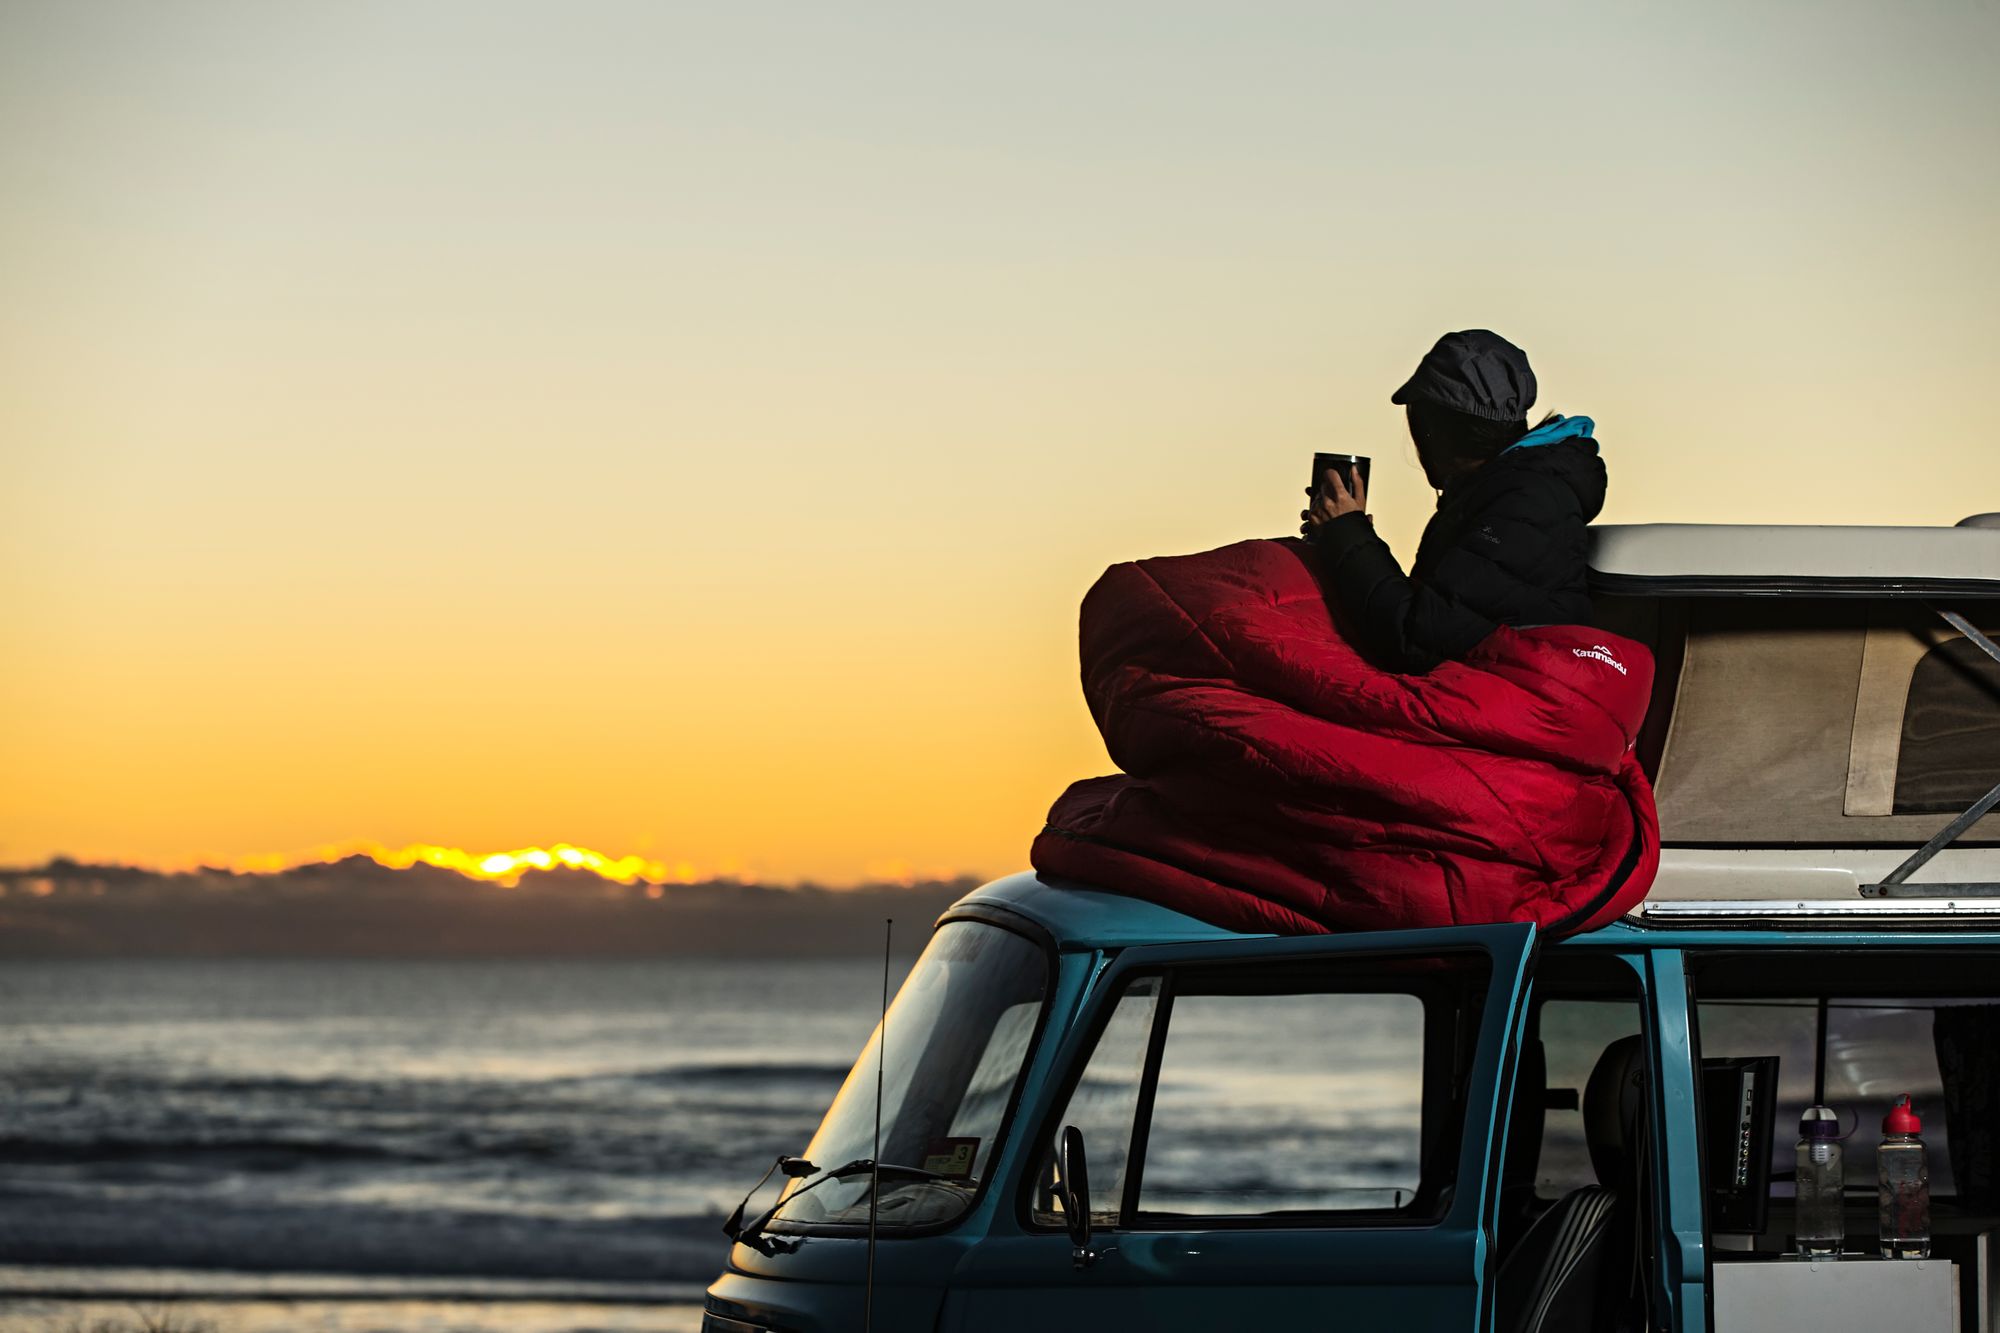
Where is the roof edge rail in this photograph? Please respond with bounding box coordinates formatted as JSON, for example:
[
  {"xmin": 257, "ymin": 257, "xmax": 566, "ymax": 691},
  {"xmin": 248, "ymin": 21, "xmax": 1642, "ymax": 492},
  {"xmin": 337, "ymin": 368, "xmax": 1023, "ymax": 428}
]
[{"xmin": 1641, "ymin": 898, "xmax": 2000, "ymax": 920}]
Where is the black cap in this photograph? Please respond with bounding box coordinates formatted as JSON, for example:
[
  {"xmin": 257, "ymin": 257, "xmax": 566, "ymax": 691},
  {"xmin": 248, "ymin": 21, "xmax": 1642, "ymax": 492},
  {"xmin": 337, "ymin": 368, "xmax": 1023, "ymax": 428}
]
[{"xmin": 1390, "ymin": 329, "xmax": 1536, "ymax": 422}]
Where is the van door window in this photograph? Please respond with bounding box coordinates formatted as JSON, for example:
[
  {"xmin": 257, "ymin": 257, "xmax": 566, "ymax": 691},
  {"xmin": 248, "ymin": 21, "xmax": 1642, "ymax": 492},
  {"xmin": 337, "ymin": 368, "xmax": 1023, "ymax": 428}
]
[
  {"xmin": 1031, "ymin": 952, "xmax": 1490, "ymax": 1229},
  {"xmin": 1136, "ymin": 991, "xmax": 1423, "ymax": 1215},
  {"xmin": 1028, "ymin": 977, "xmax": 1160, "ymax": 1228}
]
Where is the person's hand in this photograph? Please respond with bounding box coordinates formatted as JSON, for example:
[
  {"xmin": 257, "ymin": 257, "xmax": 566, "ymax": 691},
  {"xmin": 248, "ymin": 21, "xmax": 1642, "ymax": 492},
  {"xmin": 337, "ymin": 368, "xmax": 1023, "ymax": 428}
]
[{"xmin": 1301, "ymin": 467, "xmax": 1367, "ymax": 534}]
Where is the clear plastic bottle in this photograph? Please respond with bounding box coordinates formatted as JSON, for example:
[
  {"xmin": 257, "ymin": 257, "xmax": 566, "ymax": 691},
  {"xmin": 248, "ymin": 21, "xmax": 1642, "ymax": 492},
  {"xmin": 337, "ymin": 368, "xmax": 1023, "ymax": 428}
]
[
  {"xmin": 1795, "ymin": 1104, "xmax": 1844, "ymax": 1257},
  {"xmin": 1876, "ymin": 1094, "xmax": 1930, "ymax": 1259}
]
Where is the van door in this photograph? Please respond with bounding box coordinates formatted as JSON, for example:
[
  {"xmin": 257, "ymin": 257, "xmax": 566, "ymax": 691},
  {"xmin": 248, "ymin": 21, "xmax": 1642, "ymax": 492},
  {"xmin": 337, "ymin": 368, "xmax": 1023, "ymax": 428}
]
[{"xmin": 941, "ymin": 924, "xmax": 1536, "ymax": 1332}]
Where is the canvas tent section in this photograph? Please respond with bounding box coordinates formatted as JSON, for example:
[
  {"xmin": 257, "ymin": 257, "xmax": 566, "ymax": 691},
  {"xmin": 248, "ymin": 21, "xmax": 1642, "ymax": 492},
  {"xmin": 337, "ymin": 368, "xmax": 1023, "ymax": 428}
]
[
  {"xmin": 1627, "ymin": 599, "xmax": 2000, "ymax": 845},
  {"xmin": 1587, "ymin": 520, "xmax": 2000, "ymax": 917}
]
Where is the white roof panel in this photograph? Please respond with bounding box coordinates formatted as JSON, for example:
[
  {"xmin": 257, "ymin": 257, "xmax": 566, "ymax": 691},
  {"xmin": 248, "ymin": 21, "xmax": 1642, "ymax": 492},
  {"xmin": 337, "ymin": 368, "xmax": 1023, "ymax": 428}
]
[{"xmin": 1589, "ymin": 523, "xmax": 2000, "ymax": 596}]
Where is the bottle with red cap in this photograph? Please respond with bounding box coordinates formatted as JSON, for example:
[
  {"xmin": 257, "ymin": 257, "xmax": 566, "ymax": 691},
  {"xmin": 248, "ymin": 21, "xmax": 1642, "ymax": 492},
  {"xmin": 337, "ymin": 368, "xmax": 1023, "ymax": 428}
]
[{"xmin": 1876, "ymin": 1094, "xmax": 1930, "ymax": 1259}]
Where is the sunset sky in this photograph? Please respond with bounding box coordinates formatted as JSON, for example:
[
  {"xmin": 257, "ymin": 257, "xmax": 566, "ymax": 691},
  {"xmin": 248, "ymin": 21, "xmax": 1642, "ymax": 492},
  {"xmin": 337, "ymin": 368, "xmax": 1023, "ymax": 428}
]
[{"xmin": 3, "ymin": 0, "xmax": 1997, "ymax": 884}]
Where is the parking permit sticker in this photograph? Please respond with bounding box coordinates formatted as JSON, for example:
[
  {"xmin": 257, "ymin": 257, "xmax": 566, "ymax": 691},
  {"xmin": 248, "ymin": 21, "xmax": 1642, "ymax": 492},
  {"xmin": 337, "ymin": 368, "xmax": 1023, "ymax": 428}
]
[{"xmin": 922, "ymin": 1137, "xmax": 979, "ymax": 1181}]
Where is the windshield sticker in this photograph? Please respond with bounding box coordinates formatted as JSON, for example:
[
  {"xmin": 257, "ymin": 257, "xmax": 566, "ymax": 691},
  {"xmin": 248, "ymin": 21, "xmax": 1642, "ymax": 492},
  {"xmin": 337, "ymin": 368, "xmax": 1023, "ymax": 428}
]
[{"xmin": 922, "ymin": 1137, "xmax": 979, "ymax": 1181}]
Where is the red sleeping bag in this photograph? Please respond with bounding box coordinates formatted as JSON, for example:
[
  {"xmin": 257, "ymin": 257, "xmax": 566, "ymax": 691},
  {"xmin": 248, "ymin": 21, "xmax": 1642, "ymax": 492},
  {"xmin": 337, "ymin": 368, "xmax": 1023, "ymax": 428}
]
[{"xmin": 1028, "ymin": 536, "xmax": 1659, "ymax": 937}]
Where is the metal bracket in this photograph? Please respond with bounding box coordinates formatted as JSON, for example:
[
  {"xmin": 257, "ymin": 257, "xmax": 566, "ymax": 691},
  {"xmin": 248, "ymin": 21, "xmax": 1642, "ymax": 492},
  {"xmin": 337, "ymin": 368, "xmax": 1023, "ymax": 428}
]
[
  {"xmin": 1940, "ymin": 607, "xmax": 2000, "ymax": 666},
  {"xmin": 1860, "ymin": 881, "xmax": 2000, "ymax": 899}
]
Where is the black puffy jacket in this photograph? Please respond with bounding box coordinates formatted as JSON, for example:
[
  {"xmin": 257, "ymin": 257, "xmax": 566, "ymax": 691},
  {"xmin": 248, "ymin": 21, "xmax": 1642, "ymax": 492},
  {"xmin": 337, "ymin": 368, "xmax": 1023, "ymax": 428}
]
[{"xmin": 1308, "ymin": 434, "xmax": 1606, "ymax": 674}]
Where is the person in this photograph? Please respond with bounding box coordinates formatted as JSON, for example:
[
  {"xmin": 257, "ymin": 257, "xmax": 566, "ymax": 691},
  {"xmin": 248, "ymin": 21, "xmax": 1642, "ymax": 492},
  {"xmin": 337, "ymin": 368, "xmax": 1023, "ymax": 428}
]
[{"xmin": 1302, "ymin": 328, "xmax": 1605, "ymax": 673}]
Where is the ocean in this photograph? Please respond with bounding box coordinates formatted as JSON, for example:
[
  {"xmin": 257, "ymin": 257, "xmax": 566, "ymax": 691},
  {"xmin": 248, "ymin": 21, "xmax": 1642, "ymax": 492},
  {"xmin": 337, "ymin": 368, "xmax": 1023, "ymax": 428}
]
[{"xmin": 0, "ymin": 957, "xmax": 916, "ymax": 1332}]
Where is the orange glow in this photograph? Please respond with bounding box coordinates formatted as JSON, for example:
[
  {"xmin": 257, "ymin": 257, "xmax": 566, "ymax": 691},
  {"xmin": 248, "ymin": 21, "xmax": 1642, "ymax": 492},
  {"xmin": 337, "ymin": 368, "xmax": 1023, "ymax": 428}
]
[
  {"xmin": 6, "ymin": 3, "xmax": 1999, "ymax": 886},
  {"xmin": 217, "ymin": 841, "xmax": 722, "ymax": 889}
]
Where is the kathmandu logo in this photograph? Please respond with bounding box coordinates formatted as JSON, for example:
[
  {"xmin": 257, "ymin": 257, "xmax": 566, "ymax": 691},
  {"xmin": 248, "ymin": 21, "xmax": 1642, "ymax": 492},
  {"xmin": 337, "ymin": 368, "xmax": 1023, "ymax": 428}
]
[{"xmin": 1572, "ymin": 644, "xmax": 1629, "ymax": 675}]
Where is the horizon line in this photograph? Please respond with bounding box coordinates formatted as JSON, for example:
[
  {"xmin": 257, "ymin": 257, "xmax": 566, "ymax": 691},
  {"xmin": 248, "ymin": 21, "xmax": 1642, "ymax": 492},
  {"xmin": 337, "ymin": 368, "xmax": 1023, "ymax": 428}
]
[{"xmin": 0, "ymin": 840, "xmax": 997, "ymax": 892}]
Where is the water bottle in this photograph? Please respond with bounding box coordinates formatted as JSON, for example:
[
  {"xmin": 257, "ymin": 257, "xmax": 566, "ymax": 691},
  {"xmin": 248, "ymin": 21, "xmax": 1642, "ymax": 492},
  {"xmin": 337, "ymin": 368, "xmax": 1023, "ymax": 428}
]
[
  {"xmin": 1795, "ymin": 1104, "xmax": 1844, "ymax": 1257},
  {"xmin": 1876, "ymin": 1094, "xmax": 1930, "ymax": 1259}
]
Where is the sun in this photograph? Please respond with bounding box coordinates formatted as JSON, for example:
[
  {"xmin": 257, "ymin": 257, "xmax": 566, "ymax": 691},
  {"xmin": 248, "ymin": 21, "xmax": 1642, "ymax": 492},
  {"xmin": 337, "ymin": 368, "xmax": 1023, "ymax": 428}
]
[{"xmin": 225, "ymin": 841, "xmax": 713, "ymax": 888}]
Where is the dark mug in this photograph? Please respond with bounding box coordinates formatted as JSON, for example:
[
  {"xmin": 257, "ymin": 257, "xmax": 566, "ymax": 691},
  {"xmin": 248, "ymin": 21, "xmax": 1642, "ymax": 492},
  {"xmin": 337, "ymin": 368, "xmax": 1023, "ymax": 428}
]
[{"xmin": 1309, "ymin": 452, "xmax": 1371, "ymax": 501}]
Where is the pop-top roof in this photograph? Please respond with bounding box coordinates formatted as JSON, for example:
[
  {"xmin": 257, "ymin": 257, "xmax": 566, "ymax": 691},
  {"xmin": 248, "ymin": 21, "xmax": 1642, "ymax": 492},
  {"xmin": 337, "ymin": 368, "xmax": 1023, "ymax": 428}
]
[{"xmin": 1590, "ymin": 518, "xmax": 2000, "ymax": 598}]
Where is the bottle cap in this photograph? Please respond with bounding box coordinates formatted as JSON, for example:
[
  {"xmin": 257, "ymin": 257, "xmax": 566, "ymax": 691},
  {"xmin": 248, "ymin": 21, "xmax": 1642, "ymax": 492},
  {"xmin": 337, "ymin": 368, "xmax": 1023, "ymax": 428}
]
[
  {"xmin": 1883, "ymin": 1094, "xmax": 1922, "ymax": 1135},
  {"xmin": 1800, "ymin": 1104, "xmax": 1840, "ymax": 1140}
]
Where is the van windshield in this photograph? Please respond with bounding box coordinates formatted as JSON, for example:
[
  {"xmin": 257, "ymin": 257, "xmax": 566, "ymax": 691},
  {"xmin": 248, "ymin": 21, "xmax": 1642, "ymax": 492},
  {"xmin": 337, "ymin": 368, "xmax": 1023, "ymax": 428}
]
[{"xmin": 767, "ymin": 919, "xmax": 1047, "ymax": 1232}]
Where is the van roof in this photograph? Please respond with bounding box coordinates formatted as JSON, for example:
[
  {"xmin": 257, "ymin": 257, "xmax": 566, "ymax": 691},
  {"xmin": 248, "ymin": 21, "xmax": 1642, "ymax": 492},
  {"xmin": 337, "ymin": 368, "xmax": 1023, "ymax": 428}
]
[
  {"xmin": 1588, "ymin": 519, "xmax": 2000, "ymax": 598},
  {"xmin": 952, "ymin": 872, "xmax": 1269, "ymax": 950}
]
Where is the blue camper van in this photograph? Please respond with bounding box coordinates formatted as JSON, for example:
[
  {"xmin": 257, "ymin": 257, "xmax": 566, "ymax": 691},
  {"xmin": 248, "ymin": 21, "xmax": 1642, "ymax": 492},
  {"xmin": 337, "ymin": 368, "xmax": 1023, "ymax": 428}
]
[{"xmin": 705, "ymin": 519, "xmax": 2000, "ymax": 1333}]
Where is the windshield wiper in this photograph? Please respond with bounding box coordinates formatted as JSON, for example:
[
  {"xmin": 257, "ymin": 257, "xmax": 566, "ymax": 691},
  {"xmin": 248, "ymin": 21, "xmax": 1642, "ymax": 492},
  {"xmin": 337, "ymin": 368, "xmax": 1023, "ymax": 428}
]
[
  {"xmin": 728, "ymin": 1159, "xmax": 961, "ymax": 1251},
  {"xmin": 720, "ymin": 1155, "xmax": 816, "ymax": 1243}
]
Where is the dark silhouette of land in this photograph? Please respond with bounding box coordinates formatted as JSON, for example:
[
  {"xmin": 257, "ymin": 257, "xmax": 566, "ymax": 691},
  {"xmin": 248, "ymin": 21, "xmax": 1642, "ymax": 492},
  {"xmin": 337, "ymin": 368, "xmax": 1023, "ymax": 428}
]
[{"xmin": 0, "ymin": 857, "xmax": 980, "ymax": 957}]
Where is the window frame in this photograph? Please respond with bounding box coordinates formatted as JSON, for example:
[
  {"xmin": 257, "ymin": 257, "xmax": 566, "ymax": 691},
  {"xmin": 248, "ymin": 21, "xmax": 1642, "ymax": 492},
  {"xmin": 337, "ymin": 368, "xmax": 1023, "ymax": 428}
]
[{"xmin": 1019, "ymin": 943, "xmax": 1504, "ymax": 1236}]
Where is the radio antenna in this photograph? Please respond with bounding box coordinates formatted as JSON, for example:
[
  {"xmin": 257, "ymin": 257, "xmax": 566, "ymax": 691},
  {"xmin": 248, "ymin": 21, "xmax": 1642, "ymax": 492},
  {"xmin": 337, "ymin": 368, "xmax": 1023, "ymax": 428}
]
[{"xmin": 864, "ymin": 917, "xmax": 891, "ymax": 1333}]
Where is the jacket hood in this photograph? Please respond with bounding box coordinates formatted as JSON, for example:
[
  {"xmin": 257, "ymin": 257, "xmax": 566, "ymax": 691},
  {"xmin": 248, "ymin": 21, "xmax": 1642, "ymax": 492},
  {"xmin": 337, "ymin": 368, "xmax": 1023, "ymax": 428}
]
[
  {"xmin": 1505, "ymin": 413, "xmax": 1595, "ymax": 452},
  {"xmin": 1447, "ymin": 415, "xmax": 1606, "ymax": 521}
]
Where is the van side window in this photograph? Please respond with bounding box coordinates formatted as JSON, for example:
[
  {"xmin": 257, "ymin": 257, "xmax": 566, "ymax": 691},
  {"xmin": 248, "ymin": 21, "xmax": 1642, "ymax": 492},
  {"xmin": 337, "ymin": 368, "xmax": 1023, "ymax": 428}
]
[
  {"xmin": 1894, "ymin": 637, "xmax": 2000, "ymax": 814},
  {"xmin": 1698, "ymin": 997, "xmax": 1960, "ymax": 1201},
  {"xmin": 1031, "ymin": 953, "xmax": 1490, "ymax": 1229},
  {"xmin": 1530, "ymin": 999, "xmax": 1644, "ymax": 1199},
  {"xmin": 1029, "ymin": 978, "xmax": 1161, "ymax": 1228}
]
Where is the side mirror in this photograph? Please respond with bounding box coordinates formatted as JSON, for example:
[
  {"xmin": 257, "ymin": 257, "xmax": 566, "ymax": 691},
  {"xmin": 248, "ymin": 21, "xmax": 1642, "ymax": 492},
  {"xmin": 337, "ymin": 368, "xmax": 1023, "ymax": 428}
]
[{"xmin": 1058, "ymin": 1125, "xmax": 1098, "ymax": 1267}]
